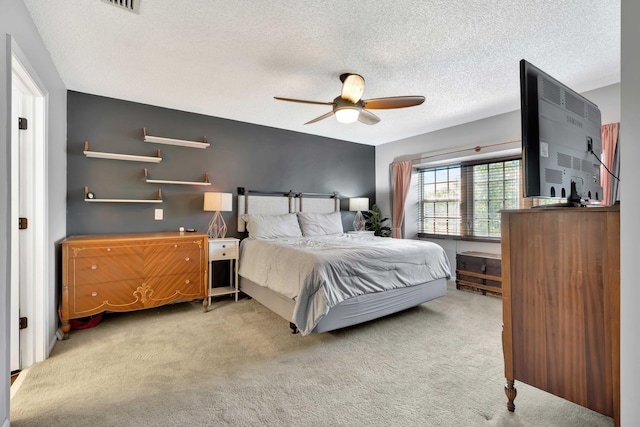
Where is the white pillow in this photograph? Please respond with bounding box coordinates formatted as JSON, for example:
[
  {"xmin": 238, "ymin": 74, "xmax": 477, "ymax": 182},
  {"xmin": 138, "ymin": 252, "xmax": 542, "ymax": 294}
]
[
  {"xmin": 242, "ymin": 213, "xmax": 302, "ymax": 239},
  {"xmin": 297, "ymin": 212, "xmax": 344, "ymax": 236}
]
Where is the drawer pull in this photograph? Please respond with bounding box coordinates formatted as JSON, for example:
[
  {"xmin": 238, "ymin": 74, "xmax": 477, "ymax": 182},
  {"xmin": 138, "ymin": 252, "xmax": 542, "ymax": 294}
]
[
  {"xmin": 107, "ymin": 248, "xmax": 112, "ymax": 252},
  {"xmin": 174, "ymin": 244, "xmax": 178, "ymax": 248},
  {"xmin": 91, "ymin": 291, "xmax": 98, "ymax": 297},
  {"xmin": 222, "ymin": 244, "xmax": 226, "ymax": 248},
  {"xmin": 185, "ymin": 279, "xmax": 190, "ymax": 284},
  {"xmin": 91, "ymin": 265, "xmax": 98, "ymax": 270},
  {"xmin": 222, "ymin": 253, "xmax": 226, "ymax": 257},
  {"xmin": 185, "ymin": 257, "xmax": 190, "ymax": 262}
]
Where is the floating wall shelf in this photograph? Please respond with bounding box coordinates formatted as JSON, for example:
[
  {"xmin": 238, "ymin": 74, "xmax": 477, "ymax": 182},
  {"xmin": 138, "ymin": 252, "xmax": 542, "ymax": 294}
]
[
  {"xmin": 143, "ymin": 168, "xmax": 211, "ymax": 186},
  {"xmin": 83, "ymin": 141, "xmax": 162, "ymax": 163},
  {"xmin": 143, "ymin": 128, "xmax": 210, "ymax": 149},
  {"xmin": 84, "ymin": 186, "xmax": 163, "ymax": 203}
]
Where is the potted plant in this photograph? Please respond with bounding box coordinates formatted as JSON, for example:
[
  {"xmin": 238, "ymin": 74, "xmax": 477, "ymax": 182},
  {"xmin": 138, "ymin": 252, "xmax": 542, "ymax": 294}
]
[{"xmin": 365, "ymin": 204, "xmax": 392, "ymax": 237}]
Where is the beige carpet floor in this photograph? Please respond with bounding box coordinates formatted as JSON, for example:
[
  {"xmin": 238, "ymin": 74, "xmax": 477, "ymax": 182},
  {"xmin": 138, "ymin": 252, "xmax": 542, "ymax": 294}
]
[{"xmin": 10, "ymin": 282, "xmax": 613, "ymax": 426}]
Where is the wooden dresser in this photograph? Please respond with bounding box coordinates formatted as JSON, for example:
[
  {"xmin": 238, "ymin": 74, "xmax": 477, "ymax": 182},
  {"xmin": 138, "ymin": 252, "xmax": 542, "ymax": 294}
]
[
  {"xmin": 501, "ymin": 207, "xmax": 619, "ymax": 426},
  {"xmin": 61, "ymin": 232, "xmax": 209, "ymax": 338}
]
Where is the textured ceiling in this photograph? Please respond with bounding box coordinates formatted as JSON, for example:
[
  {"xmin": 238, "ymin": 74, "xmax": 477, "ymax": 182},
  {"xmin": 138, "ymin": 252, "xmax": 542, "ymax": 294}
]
[{"xmin": 23, "ymin": 0, "xmax": 620, "ymax": 146}]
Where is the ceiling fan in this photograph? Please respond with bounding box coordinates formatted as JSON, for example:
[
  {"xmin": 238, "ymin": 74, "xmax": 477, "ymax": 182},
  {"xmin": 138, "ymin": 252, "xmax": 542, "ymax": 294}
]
[{"xmin": 274, "ymin": 73, "xmax": 425, "ymax": 125}]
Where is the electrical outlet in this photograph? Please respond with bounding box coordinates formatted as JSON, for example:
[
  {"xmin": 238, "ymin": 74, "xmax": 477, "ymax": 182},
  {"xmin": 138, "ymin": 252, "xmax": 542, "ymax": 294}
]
[{"xmin": 154, "ymin": 209, "xmax": 163, "ymax": 220}]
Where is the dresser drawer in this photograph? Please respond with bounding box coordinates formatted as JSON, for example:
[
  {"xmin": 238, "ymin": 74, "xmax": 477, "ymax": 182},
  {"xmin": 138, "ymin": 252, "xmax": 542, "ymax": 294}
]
[
  {"xmin": 70, "ymin": 255, "xmax": 144, "ymax": 285},
  {"xmin": 144, "ymin": 248, "xmax": 203, "ymax": 276},
  {"xmin": 144, "ymin": 239, "xmax": 205, "ymax": 253},
  {"xmin": 209, "ymin": 241, "xmax": 238, "ymax": 259},
  {"xmin": 68, "ymin": 242, "xmax": 144, "ymax": 259},
  {"xmin": 146, "ymin": 272, "xmax": 204, "ymax": 303},
  {"xmin": 71, "ymin": 280, "xmax": 145, "ymax": 316}
]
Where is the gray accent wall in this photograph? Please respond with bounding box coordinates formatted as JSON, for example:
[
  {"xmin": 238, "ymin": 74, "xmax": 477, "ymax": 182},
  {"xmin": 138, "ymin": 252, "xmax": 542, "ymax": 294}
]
[{"xmin": 67, "ymin": 91, "xmax": 375, "ymax": 237}]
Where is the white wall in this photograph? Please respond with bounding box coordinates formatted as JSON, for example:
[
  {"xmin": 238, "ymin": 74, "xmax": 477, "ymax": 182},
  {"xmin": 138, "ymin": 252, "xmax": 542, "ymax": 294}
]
[
  {"xmin": 620, "ymin": 1, "xmax": 640, "ymax": 424},
  {"xmin": 1, "ymin": 0, "xmax": 67, "ymax": 423},
  {"xmin": 375, "ymin": 82, "xmax": 620, "ymax": 271}
]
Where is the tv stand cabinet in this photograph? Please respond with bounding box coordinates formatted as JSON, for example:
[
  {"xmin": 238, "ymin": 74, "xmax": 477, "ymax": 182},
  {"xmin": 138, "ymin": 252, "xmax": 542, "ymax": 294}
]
[{"xmin": 501, "ymin": 207, "xmax": 619, "ymax": 426}]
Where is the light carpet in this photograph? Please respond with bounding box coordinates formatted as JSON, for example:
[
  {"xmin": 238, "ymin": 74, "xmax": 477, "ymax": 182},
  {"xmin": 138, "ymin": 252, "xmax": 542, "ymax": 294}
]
[{"xmin": 10, "ymin": 282, "xmax": 613, "ymax": 426}]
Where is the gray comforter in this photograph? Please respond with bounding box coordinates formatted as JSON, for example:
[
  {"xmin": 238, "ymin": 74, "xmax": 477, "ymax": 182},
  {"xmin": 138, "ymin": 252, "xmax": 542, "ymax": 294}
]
[{"xmin": 239, "ymin": 234, "xmax": 451, "ymax": 335}]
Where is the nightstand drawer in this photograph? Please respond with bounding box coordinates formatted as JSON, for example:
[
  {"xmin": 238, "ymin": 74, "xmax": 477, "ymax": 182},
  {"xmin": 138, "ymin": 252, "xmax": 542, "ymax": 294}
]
[
  {"xmin": 208, "ymin": 240, "xmax": 238, "ymax": 260},
  {"xmin": 209, "ymin": 246, "xmax": 238, "ymax": 260}
]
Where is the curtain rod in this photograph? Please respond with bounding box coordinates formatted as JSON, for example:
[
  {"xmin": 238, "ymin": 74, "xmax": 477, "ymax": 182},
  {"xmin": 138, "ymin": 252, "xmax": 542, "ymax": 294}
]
[{"xmin": 407, "ymin": 139, "xmax": 521, "ymax": 164}]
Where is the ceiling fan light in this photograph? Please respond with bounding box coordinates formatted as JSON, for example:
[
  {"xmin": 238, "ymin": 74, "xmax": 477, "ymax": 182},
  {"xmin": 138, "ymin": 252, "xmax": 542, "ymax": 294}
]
[
  {"xmin": 335, "ymin": 107, "xmax": 360, "ymax": 123},
  {"xmin": 341, "ymin": 74, "xmax": 365, "ymax": 103}
]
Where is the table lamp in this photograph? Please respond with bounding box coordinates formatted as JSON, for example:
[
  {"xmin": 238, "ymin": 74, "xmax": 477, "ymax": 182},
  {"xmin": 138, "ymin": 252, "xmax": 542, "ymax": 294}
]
[
  {"xmin": 204, "ymin": 192, "xmax": 232, "ymax": 238},
  {"xmin": 349, "ymin": 197, "xmax": 369, "ymax": 232}
]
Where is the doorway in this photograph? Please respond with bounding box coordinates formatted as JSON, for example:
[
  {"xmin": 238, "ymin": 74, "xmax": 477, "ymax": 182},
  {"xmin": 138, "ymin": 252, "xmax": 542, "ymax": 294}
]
[{"xmin": 10, "ymin": 48, "xmax": 49, "ymax": 374}]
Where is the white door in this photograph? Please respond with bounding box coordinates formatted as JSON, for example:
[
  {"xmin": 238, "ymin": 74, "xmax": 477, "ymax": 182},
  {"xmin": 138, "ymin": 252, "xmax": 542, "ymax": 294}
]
[
  {"xmin": 9, "ymin": 79, "xmax": 21, "ymax": 373},
  {"xmin": 10, "ymin": 73, "xmax": 36, "ymax": 373},
  {"xmin": 10, "ymin": 51, "xmax": 47, "ymax": 373}
]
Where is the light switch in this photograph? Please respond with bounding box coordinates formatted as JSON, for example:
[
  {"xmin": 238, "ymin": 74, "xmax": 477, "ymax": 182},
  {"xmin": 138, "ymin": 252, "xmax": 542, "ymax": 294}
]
[{"xmin": 155, "ymin": 209, "xmax": 163, "ymax": 220}]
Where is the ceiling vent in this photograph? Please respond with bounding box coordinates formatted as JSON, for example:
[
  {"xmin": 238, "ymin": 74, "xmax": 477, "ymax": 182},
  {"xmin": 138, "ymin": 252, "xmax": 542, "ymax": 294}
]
[{"xmin": 101, "ymin": 0, "xmax": 140, "ymax": 14}]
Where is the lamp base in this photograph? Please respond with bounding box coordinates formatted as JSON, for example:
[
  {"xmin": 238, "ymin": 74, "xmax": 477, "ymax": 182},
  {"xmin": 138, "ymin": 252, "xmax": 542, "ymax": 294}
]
[
  {"xmin": 208, "ymin": 211, "xmax": 228, "ymax": 239},
  {"xmin": 353, "ymin": 211, "xmax": 366, "ymax": 232}
]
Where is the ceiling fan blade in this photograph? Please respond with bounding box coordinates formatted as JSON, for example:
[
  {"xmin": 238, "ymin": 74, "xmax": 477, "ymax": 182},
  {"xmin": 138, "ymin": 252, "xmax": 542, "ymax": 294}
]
[
  {"xmin": 358, "ymin": 109, "xmax": 380, "ymax": 125},
  {"xmin": 340, "ymin": 74, "xmax": 365, "ymax": 103},
  {"xmin": 362, "ymin": 96, "xmax": 425, "ymax": 110},
  {"xmin": 274, "ymin": 97, "xmax": 334, "ymax": 106},
  {"xmin": 305, "ymin": 111, "xmax": 335, "ymax": 125}
]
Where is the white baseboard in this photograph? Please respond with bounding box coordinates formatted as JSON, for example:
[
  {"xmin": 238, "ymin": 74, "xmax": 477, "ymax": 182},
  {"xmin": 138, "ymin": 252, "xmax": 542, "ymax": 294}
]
[{"xmin": 10, "ymin": 368, "xmax": 29, "ymax": 400}]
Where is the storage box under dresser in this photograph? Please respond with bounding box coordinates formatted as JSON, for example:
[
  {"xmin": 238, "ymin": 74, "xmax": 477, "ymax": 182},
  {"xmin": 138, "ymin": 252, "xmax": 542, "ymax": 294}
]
[{"xmin": 61, "ymin": 232, "xmax": 208, "ymax": 339}]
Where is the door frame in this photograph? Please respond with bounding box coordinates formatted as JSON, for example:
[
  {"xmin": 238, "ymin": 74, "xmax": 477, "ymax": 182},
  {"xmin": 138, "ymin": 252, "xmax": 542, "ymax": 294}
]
[{"xmin": 10, "ymin": 41, "xmax": 50, "ymax": 371}]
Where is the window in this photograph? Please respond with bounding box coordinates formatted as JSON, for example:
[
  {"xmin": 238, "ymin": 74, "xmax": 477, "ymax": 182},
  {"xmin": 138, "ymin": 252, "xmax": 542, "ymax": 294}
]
[{"xmin": 418, "ymin": 158, "xmax": 522, "ymax": 240}]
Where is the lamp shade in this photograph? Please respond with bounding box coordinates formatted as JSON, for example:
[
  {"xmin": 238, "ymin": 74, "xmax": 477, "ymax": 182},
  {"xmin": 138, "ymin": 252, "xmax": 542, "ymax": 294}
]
[
  {"xmin": 204, "ymin": 192, "xmax": 232, "ymax": 212},
  {"xmin": 335, "ymin": 107, "xmax": 360, "ymax": 124},
  {"xmin": 349, "ymin": 197, "xmax": 369, "ymax": 212}
]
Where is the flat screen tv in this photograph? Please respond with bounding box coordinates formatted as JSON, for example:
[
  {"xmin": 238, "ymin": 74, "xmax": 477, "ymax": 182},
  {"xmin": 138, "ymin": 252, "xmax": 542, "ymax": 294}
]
[{"xmin": 520, "ymin": 59, "xmax": 603, "ymax": 206}]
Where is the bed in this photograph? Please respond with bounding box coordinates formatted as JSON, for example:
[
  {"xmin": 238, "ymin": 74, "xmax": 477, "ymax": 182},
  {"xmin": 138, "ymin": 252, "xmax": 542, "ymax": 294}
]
[{"xmin": 236, "ymin": 189, "xmax": 452, "ymax": 335}]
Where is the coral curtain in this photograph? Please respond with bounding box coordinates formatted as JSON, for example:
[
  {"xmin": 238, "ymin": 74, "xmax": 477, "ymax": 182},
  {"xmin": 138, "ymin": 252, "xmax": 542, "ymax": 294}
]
[
  {"xmin": 391, "ymin": 160, "xmax": 413, "ymax": 238},
  {"xmin": 601, "ymin": 123, "xmax": 619, "ymax": 205}
]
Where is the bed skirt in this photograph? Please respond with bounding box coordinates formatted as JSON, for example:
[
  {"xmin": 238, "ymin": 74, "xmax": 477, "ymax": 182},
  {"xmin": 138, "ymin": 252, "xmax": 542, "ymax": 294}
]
[{"xmin": 239, "ymin": 276, "xmax": 447, "ymax": 333}]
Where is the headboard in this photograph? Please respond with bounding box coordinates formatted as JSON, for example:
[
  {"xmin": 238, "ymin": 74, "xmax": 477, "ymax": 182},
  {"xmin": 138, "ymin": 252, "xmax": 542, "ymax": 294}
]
[{"xmin": 237, "ymin": 187, "xmax": 340, "ymax": 232}]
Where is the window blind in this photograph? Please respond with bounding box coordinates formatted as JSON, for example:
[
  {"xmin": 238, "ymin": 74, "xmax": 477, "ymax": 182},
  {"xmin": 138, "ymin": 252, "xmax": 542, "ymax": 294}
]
[{"xmin": 418, "ymin": 157, "xmax": 522, "ymax": 240}]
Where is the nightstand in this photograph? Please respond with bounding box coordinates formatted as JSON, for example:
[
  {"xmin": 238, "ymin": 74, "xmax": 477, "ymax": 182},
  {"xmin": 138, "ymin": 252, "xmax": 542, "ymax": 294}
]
[{"xmin": 206, "ymin": 238, "xmax": 240, "ymax": 309}]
